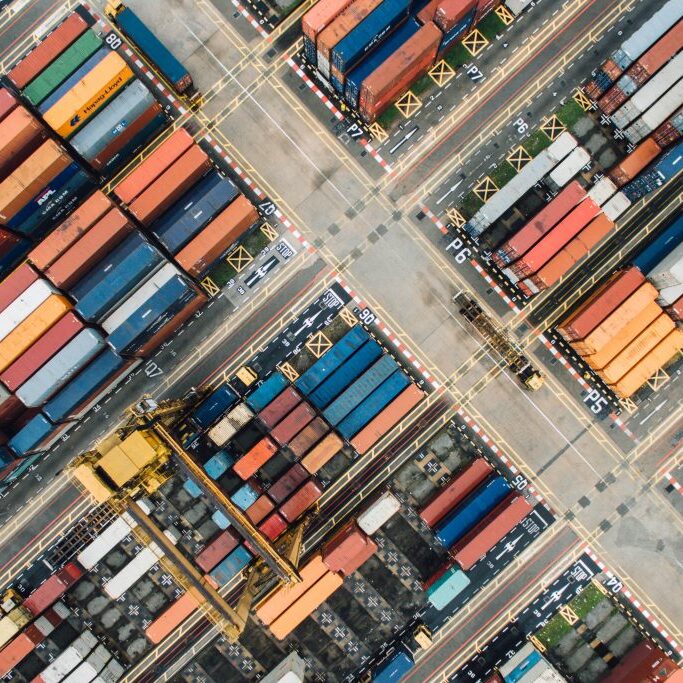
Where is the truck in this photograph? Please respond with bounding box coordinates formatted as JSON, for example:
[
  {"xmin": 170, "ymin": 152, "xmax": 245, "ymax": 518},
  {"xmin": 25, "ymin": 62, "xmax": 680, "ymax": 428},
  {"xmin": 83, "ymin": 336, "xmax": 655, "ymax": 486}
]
[{"xmin": 371, "ymin": 645, "xmax": 415, "ymax": 682}]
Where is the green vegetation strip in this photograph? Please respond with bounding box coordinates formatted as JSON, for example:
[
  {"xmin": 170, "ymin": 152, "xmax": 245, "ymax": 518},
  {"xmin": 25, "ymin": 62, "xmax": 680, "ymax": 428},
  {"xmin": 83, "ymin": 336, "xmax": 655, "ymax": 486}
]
[
  {"xmin": 489, "ymin": 161, "xmax": 516, "ymax": 189},
  {"xmin": 556, "ymin": 99, "xmax": 585, "ymax": 130},
  {"xmin": 523, "ymin": 130, "xmax": 552, "ymax": 157},
  {"xmin": 477, "ymin": 12, "xmax": 506, "ymax": 40}
]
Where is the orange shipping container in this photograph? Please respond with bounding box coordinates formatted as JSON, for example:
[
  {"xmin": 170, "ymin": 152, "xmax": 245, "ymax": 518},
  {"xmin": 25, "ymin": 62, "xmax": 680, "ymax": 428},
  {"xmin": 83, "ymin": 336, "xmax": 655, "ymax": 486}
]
[
  {"xmin": 0, "ymin": 107, "xmax": 46, "ymax": 176},
  {"xmin": 571, "ymin": 283, "xmax": 659, "ymax": 355},
  {"xmin": 129, "ymin": 145, "xmax": 211, "ymax": 225},
  {"xmin": 583, "ymin": 302, "xmax": 661, "ymax": 370},
  {"xmin": 246, "ymin": 495, "xmax": 275, "ymax": 524},
  {"xmin": 599, "ymin": 313, "xmax": 676, "ymax": 384},
  {"xmin": 0, "ymin": 295, "xmax": 71, "ymax": 372},
  {"xmin": 302, "ymin": 0, "xmax": 356, "ymax": 41},
  {"xmin": 608, "ymin": 138, "xmax": 661, "ymax": 187},
  {"xmin": 234, "ymin": 437, "xmax": 278, "ymax": 480},
  {"xmin": 269, "ymin": 571, "xmax": 343, "ymax": 640},
  {"xmin": 351, "ymin": 383, "xmax": 424, "ymax": 454},
  {"xmin": 610, "ymin": 329, "xmax": 683, "ymax": 398},
  {"xmin": 575, "ymin": 214, "xmax": 615, "ymax": 251},
  {"xmin": 0, "ymin": 140, "xmax": 71, "ymax": 222},
  {"xmin": 175, "ymin": 195, "xmax": 257, "ymax": 277},
  {"xmin": 301, "ymin": 432, "xmax": 343, "ymax": 473},
  {"xmin": 145, "ymin": 589, "xmax": 204, "ymax": 644},
  {"xmin": 43, "ymin": 52, "xmax": 134, "ymax": 138},
  {"xmin": 256, "ymin": 554, "xmax": 328, "ymax": 626},
  {"xmin": 28, "ymin": 191, "xmax": 113, "ymax": 271},
  {"xmin": 45, "ymin": 208, "xmax": 132, "ymax": 288},
  {"xmin": 0, "ymin": 633, "xmax": 35, "ymax": 677},
  {"xmin": 114, "ymin": 128, "xmax": 195, "ymax": 204}
]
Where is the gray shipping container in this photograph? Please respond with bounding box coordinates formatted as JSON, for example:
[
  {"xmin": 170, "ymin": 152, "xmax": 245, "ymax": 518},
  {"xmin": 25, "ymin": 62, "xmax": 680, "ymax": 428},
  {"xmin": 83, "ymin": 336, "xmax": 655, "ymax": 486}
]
[
  {"xmin": 625, "ymin": 80, "xmax": 683, "ymax": 144},
  {"xmin": 70, "ymin": 80, "xmax": 155, "ymax": 161},
  {"xmin": 16, "ymin": 329, "xmax": 106, "ymax": 407}
]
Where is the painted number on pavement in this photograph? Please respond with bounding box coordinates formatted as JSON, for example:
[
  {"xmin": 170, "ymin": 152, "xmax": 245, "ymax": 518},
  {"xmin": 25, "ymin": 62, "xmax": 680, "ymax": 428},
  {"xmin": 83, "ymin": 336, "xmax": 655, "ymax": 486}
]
[
  {"xmin": 144, "ymin": 361, "xmax": 163, "ymax": 378},
  {"xmin": 105, "ymin": 32, "xmax": 122, "ymax": 50},
  {"xmin": 464, "ymin": 64, "xmax": 485, "ymax": 82},
  {"xmin": 446, "ymin": 237, "xmax": 472, "ymax": 264},
  {"xmin": 513, "ymin": 117, "xmax": 529, "ymax": 135},
  {"xmin": 583, "ymin": 389, "xmax": 609, "ymax": 415}
]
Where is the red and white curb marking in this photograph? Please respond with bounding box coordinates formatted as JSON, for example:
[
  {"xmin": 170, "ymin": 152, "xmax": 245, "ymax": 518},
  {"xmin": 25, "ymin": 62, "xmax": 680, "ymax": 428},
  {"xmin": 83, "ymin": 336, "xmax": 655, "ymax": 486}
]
[
  {"xmin": 422, "ymin": 205, "xmax": 449, "ymax": 236},
  {"xmin": 230, "ymin": 0, "xmax": 270, "ymax": 39},
  {"xmin": 335, "ymin": 277, "xmax": 440, "ymax": 390},
  {"xmin": 471, "ymin": 259, "xmax": 522, "ymax": 313},
  {"xmin": 456, "ymin": 406, "xmax": 548, "ymax": 507},
  {"xmin": 285, "ymin": 57, "xmax": 393, "ymax": 174},
  {"xmin": 585, "ymin": 547, "xmax": 683, "ymax": 658},
  {"xmin": 663, "ymin": 469, "xmax": 683, "ymax": 497}
]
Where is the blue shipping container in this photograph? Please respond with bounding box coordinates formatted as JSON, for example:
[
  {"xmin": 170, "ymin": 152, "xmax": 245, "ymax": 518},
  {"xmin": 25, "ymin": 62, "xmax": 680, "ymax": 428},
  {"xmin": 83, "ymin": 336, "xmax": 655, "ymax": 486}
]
[
  {"xmin": 331, "ymin": 0, "xmax": 411, "ymax": 75},
  {"xmin": 204, "ymin": 450, "xmax": 234, "ymax": 480},
  {"xmin": 212, "ymin": 509, "xmax": 231, "ymax": 529},
  {"xmin": 345, "ymin": 19, "xmax": 421, "ymax": 108},
  {"xmin": 9, "ymin": 415, "xmax": 55, "ymax": 456},
  {"xmin": 0, "ymin": 448, "xmax": 15, "ymax": 468},
  {"xmin": 192, "ymin": 385, "xmax": 238, "ymax": 430},
  {"xmin": 310, "ymin": 339, "xmax": 383, "ymax": 409},
  {"xmin": 184, "ymin": 478, "xmax": 202, "ymax": 498},
  {"xmin": 115, "ymin": 7, "xmax": 192, "ymax": 92},
  {"xmin": 246, "ymin": 372, "xmax": 288, "ymax": 412},
  {"xmin": 323, "ymin": 353, "xmax": 397, "ymax": 424},
  {"xmin": 0, "ymin": 239, "xmax": 30, "ymax": 277},
  {"xmin": 209, "ymin": 545, "xmax": 252, "ymax": 586},
  {"xmin": 231, "ymin": 483, "xmax": 259, "ymax": 510},
  {"xmin": 373, "ymin": 649, "xmax": 414, "ymax": 683},
  {"xmin": 337, "ymin": 370, "xmax": 409, "ymax": 439},
  {"xmin": 427, "ymin": 567, "xmax": 471, "ymax": 611},
  {"xmin": 304, "ymin": 35, "xmax": 317, "ymax": 65},
  {"xmin": 632, "ymin": 214, "xmax": 683, "ymax": 275},
  {"xmin": 152, "ymin": 171, "xmax": 239, "ymax": 253},
  {"xmin": 438, "ymin": 10, "xmax": 475, "ymax": 57},
  {"xmin": 74, "ymin": 236, "xmax": 165, "ymax": 322},
  {"xmin": 436, "ymin": 476, "xmax": 511, "ymax": 548},
  {"xmin": 296, "ymin": 325, "xmax": 370, "ymax": 395},
  {"xmin": 43, "ymin": 348, "xmax": 125, "ymax": 422},
  {"xmin": 506, "ymin": 652, "xmax": 543, "ymax": 683}
]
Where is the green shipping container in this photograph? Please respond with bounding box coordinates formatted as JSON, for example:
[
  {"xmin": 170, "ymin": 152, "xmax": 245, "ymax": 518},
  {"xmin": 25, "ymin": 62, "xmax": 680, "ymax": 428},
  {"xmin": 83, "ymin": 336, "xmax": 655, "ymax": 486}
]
[{"xmin": 23, "ymin": 31, "xmax": 103, "ymax": 106}]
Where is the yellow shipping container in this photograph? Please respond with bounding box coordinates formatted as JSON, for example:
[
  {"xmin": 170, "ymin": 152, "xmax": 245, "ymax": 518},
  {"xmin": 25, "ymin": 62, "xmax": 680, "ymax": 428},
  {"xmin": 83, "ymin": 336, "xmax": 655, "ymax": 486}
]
[
  {"xmin": 0, "ymin": 295, "xmax": 71, "ymax": 371},
  {"xmin": 599, "ymin": 313, "xmax": 676, "ymax": 384},
  {"xmin": 583, "ymin": 302, "xmax": 661, "ymax": 370},
  {"xmin": 611, "ymin": 328, "xmax": 683, "ymax": 398},
  {"xmin": 44, "ymin": 52, "xmax": 134, "ymax": 138}
]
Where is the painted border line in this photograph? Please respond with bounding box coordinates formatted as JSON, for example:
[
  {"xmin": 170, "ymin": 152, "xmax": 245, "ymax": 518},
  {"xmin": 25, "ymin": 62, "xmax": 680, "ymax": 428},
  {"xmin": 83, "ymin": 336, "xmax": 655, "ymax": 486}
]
[
  {"xmin": 663, "ymin": 469, "xmax": 683, "ymax": 497},
  {"xmin": 230, "ymin": 0, "xmax": 270, "ymax": 39},
  {"xmin": 422, "ymin": 205, "xmax": 449, "ymax": 236},
  {"xmin": 455, "ymin": 406, "xmax": 548, "ymax": 507},
  {"xmin": 585, "ymin": 547, "xmax": 683, "ymax": 658},
  {"xmin": 471, "ymin": 259, "xmax": 521, "ymax": 313},
  {"xmin": 285, "ymin": 56, "xmax": 393, "ymax": 174},
  {"xmin": 335, "ymin": 276, "xmax": 440, "ymax": 390}
]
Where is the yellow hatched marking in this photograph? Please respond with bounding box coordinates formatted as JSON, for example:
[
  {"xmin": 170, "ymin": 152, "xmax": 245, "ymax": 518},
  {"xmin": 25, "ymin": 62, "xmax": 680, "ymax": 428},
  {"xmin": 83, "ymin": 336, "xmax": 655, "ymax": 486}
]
[
  {"xmin": 619, "ymin": 397, "xmax": 637, "ymax": 414},
  {"xmin": 339, "ymin": 308, "xmax": 357, "ymax": 327},
  {"xmin": 507, "ymin": 145, "xmax": 532, "ymax": 171},
  {"xmin": 446, "ymin": 208, "xmax": 466, "ymax": 229},
  {"xmin": 368, "ymin": 122, "xmax": 388, "ymax": 143},
  {"xmin": 260, "ymin": 222, "xmax": 278, "ymax": 242},
  {"xmin": 573, "ymin": 88, "xmax": 593, "ymax": 111},
  {"xmin": 559, "ymin": 605, "xmax": 579, "ymax": 625},
  {"xmin": 473, "ymin": 176, "xmax": 498, "ymax": 202},
  {"xmin": 540, "ymin": 115, "xmax": 566, "ymax": 141},
  {"xmin": 462, "ymin": 29, "xmax": 488, "ymax": 56},
  {"xmin": 200, "ymin": 277, "xmax": 220, "ymax": 297},
  {"xmin": 306, "ymin": 331, "xmax": 332, "ymax": 358},
  {"xmin": 647, "ymin": 368, "xmax": 669, "ymax": 392},
  {"xmin": 529, "ymin": 635, "xmax": 546, "ymax": 653},
  {"xmin": 278, "ymin": 362, "xmax": 299, "ymax": 382},
  {"xmin": 429, "ymin": 60, "xmax": 455, "ymax": 87},
  {"xmin": 395, "ymin": 91, "xmax": 422, "ymax": 118},
  {"xmin": 226, "ymin": 245, "xmax": 253, "ymax": 273},
  {"xmin": 495, "ymin": 5, "xmax": 515, "ymax": 25}
]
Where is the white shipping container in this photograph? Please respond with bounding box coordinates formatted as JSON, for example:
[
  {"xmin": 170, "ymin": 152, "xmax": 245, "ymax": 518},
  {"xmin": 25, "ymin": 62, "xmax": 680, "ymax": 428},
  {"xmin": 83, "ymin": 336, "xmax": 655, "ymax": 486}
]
[
  {"xmin": 648, "ymin": 242, "xmax": 683, "ymax": 289},
  {"xmin": 62, "ymin": 661, "xmax": 99, "ymax": 683},
  {"xmin": 53, "ymin": 601, "xmax": 71, "ymax": 619},
  {"xmin": 0, "ymin": 617, "xmax": 18, "ymax": 648},
  {"xmin": 547, "ymin": 131, "xmax": 578, "ymax": 162},
  {"xmin": 548, "ymin": 147, "xmax": 591, "ymax": 188},
  {"xmin": 317, "ymin": 53, "xmax": 331, "ymax": 79},
  {"xmin": 657, "ymin": 282, "xmax": 683, "ymax": 306},
  {"xmin": 0, "ymin": 279, "xmax": 55, "ymax": 342},
  {"xmin": 98, "ymin": 658, "xmax": 125, "ymax": 683},
  {"xmin": 72, "ymin": 630, "xmax": 98, "ymax": 658},
  {"xmin": 86, "ymin": 644, "xmax": 112, "ymax": 673},
  {"xmin": 357, "ymin": 491, "xmax": 401, "ymax": 535},
  {"xmin": 16, "ymin": 329, "xmax": 106, "ymax": 407},
  {"xmin": 102, "ymin": 263, "xmax": 180, "ymax": 333},
  {"xmin": 625, "ymin": 80, "xmax": 683, "ymax": 144},
  {"xmin": 602, "ymin": 192, "xmax": 631, "ymax": 221},
  {"xmin": 35, "ymin": 615, "xmax": 55, "ymax": 636},
  {"xmin": 40, "ymin": 647, "xmax": 83, "ymax": 683},
  {"xmin": 226, "ymin": 403, "xmax": 253, "ymax": 430},
  {"xmin": 208, "ymin": 416, "xmax": 238, "ymax": 446},
  {"xmin": 260, "ymin": 652, "xmax": 306, "ymax": 683},
  {"xmin": 78, "ymin": 515, "xmax": 137, "ymax": 570},
  {"xmin": 104, "ymin": 545, "xmax": 163, "ymax": 599},
  {"xmin": 587, "ymin": 177, "xmax": 617, "ymax": 206},
  {"xmin": 619, "ymin": 0, "xmax": 683, "ymax": 65},
  {"xmin": 505, "ymin": 0, "xmax": 534, "ymax": 16}
]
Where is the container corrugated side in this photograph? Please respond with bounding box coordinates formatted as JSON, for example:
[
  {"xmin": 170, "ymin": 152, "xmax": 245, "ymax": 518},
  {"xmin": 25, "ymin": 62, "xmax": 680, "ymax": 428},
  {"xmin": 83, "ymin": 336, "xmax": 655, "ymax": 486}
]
[
  {"xmin": 0, "ymin": 107, "xmax": 47, "ymax": 177},
  {"xmin": 104, "ymin": 547, "xmax": 161, "ymax": 599},
  {"xmin": 0, "ymin": 279, "xmax": 56, "ymax": 343},
  {"xmin": 302, "ymin": 0, "xmax": 356, "ymax": 41}
]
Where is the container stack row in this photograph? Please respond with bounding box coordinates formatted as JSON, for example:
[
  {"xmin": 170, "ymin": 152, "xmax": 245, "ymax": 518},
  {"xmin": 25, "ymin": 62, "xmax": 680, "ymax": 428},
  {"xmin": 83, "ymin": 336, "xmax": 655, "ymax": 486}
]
[
  {"xmin": 418, "ymin": 458, "xmax": 533, "ymax": 611},
  {"xmin": 301, "ymin": 0, "xmax": 504, "ymax": 123}
]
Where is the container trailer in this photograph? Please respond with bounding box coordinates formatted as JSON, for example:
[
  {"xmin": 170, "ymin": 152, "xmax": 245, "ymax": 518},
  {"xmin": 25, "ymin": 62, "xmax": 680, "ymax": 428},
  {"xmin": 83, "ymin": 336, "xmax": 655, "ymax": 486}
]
[
  {"xmin": 104, "ymin": 545, "xmax": 163, "ymax": 599},
  {"xmin": 77, "ymin": 514, "xmax": 136, "ymax": 569},
  {"xmin": 245, "ymin": 372, "xmax": 288, "ymax": 411},
  {"xmin": 372, "ymin": 647, "xmax": 415, "ymax": 683},
  {"xmin": 191, "ymin": 384, "xmax": 238, "ymax": 430},
  {"xmin": 109, "ymin": 4, "xmax": 193, "ymax": 93},
  {"xmin": 625, "ymin": 80, "xmax": 683, "ymax": 145},
  {"xmin": 301, "ymin": 432, "xmax": 343, "ymax": 473}
]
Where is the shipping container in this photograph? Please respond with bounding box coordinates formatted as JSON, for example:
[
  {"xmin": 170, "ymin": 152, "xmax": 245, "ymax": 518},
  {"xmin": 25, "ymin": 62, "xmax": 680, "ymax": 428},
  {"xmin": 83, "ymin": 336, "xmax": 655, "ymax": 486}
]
[
  {"xmin": 43, "ymin": 51, "xmax": 135, "ymax": 138},
  {"xmin": 145, "ymin": 590, "xmax": 202, "ymax": 645},
  {"xmin": 191, "ymin": 384, "xmax": 238, "ymax": 430},
  {"xmin": 23, "ymin": 563, "xmax": 83, "ymax": 616},
  {"xmin": 0, "ymin": 107, "xmax": 47, "ymax": 177},
  {"xmin": 207, "ymin": 403, "xmax": 254, "ymax": 446},
  {"xmin": 602, "ymin": 190, "xmax": 632, "ymax": 222},
  {"xmin": 633, "ymin": 215, "xmax": 683, "ymax": 275},
  {"xmin": 372, "ymin": 648, "xmax": 415, "ymax": 683},
  {"xmin": 0, "ymin": 264, "xmax": 39, "ymax": 313},
  {"xmin": 8, "ymin": 414, "xmax": 60, "ymax": 456},
  {"xmin": 301, "ymin": 432, "xmax": 343, "ymax": 473},
  {"xmin": 245, "ymin": 372, "xmax": 288, "ymax": 412},
  {"xmin": 77, "ymin": 515, "xmax": 136, "ymax": 569},
  {"xmin": 0, "ymin": 89, "xmax": 19, "ymax": 122},
  {"xmin": 259, "ymin": 387, "xmax": 302, "ymax": 428},
  {"xmin": 0, "ymin": 632, "xmax": 36, "ymax": 677},
  {"xmin": 23, "ymin": 30, "xmax": 103, "ymax": 106},
  {"xmin": 288, "ymin": 417, "xmax": 328, "ymax": 459},
  {"xmin": 259, "ymin": 511, "xmax": 287, "ymax": 541},
  {"xmin": 0, "ymin": 280, "xmax": 56, "ymax": 342},
  {"xmin": 104, "ymin": 546, "xmax": 162, "ymax": 599},
  {"xmin": 357, "ymin": 490, "xmax": 400, "ymax": 534},
  {"xmin": 246, "ymin": 495, "xmax": 275, "ymax": 524},
  {"xmin": 234, "ymin": 437, "xmax": 278, "ymax": 479},
  {"xmin": 114, "ymin": 127, "xmax": 195, "ymax": 204},
  {"xmin": 426, "ymin": 566, "xmax": 471, "ymax": 611},
  {"xmin": 8, "ymin": 13, "xmax": 89, "ymax": 89},
  {"xmin": 547, "ymin": 146, "xmax": 591, "ymax": 188},
  {"xmin": 648, "ymin": 242, "xmax": 683, "ymax": 289},
  {"xmin": 659, "ymin": 282, "xmax": 683, "ymax": 305},
  {"xmin": 36, "ymin": 646, "xmax": 83, "ymax": 683},
  {"xmin": 196, "ymin": 529, "xmax": 240, "ymax": 572},
  {"xmin": 270, "ymin": 401, "xmax": 316, "ymax": 446},
  {"xmin": 435, "ymin": 475, "xmax": 510, "ymax": 548},
  {"xmin": 601, "ymin": 640, "xmax": 679, "ymax": 683},
  {"xmin": 505, "ymin": 0, "xmax": 534, "ymax": 15},
  {"xmin": 152, "ymin": 171, "xmax": 239, "ymax": 253},
  {"xmin": 323, "ymin": 353, "xmax": 398, "ymax": 424},
  {"xmin": 359, "ymin": 22, "xmax": 441, "ymax": 121},
  {"xmin": 625, "ymin": 80, "xmax": 683, "ymax": 145},
  {"xmin": 260, "ymin": 653, "xmax": 306, "ymax": 683},
  {"xmin": 175, "ymin": 194, "xmax": 257, "ymax": 277},
  {"xmin": 113, "ymin": 7, "xmax": 193, "ymax": 92},
  {"xmin": 309, "ymin": 339, "xmax": 383, "ymax": 409},
  {"xmin": 268, "ymin": 463, "xmax": 308, "ymax": 504},
  {"xmin": 587, "ymin": 177, "xmax": 617, "ymax": 207},
  {"xmin": 434, "ymin": 0, "xmax": 476, "ymax": 32},
  {"xmin": 337, "ymin": 371, "xmax": 411, "ymax": 440},
  {"xmin": 204, "ymin": 450, "xmax": 234, "ymax": 479},
  {"xmin": 208, "ymin": 545, "xmax": 252, "ymax": 586},
  {"xmin": 303, "ymin": 0, "xmax": 358, "ymax": 43},
  {"xmin": 280, "ymin": 479, "xmax": 323, "ymax": 522}
]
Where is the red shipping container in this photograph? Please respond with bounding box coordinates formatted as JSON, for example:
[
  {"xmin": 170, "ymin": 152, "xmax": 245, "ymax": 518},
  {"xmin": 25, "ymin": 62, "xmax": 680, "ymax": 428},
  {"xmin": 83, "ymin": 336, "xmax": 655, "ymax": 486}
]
[
  {"xmin": 473, "ymin": 0, "xmax": 501, "ymax": 22},
  {"xmin": 129, "ymin": 145, "xmax": 211, "ymax": 225},
  {"xmin": 0, "ymin": 394, "xmax": 24, "ymax": 425},
  {"xmin": 43, "ymin": 607, "xmax": 63, "ymax": 627},
  {"xmin": 0, "ymin": 107, "xmax": 47, "ymax": 176},
  {"xmin": 598, "ymin": 86, "xmax": 627, "ymax": 116},
  {"xmin": 668, "ymin": 294, "xmax": 683, "ymax": 322},
  {"xmin": 420, "ymin": 458, "xmax": 492, "ymax": 527},
  {"xmin": 268, "ymin": 463, "xmax": 309, "ymax": 504},
  {"xmin": 557, "ymin": 267, "xmax": 645, "ymax": 341},
  {"xmin": 322, "ymin": 521, "xmax": 372, "ymax": 572},
  {"xmin": 233, "ymin": 437, "xmax": 278, "ymax": 480},
  {"xmin": 360, "ymin": 23, "xmax": 441, "ymax": 123},
  {"xmin": 0, "ymin": 312, "xmax": 83, "ymax": 391},
  {"xmin": 246, "ymin": 495, "xmax": 275, "ymax": 524},
  {"xmin": 608, "ymin": 138, "xmax": 662, "ymax": 187},
  {"xmin": 0, "ymin": 264, "xmax": 39, "ymax": 314},
  {"xmin": 417, "ymin": 0, "xmax": 439, "ymax": 24},
  {"xmin": 279, "ymin": 479, "xmax": 323, "ymax": 523},
  {"xmin": 196, "ymin": 529, "xmax": 240, "ymax": 573},
  {"xmin": 601, "ymin": 640, "xmax": 679, "ymax": 683},
  {"xmin": 23, "ymin": 625, "xmax": 44, "ymax": 646},
  {"xmin": 288, "ymin": 417, "xmax": 328, "ymax": 459},
  {"xmin": 258, "ymin": 387, "xmax": 301, "ymax": 428},
  {"xmin": 450, "ymin": 494, "xmax": 532, "ymax": 570},
  {"xmin": 492, "ymin": 181, "xmax": 586, "ymax": 267},
  {"xmin": 435, "ymin": 0, "xmax": 477, "ymax": 32},
  {"xmin": 114, "ymin": 127, "xmax": 195, "ymax": 204},
  {"xmin": 271, "ymin": 402, "xmax": 316, "ymax": 446},
  {"xmin": 0, "ymin": 89, "xmax": 19, "ymax": 123},
  {"xmin": 336, "ymin": 534, "xmax": 377, "ymax": 576},
  {"xmin": 302, "ymin": 0, "xmax": 356, "ymax": 41},
  {"xmin": 29, "ymin": 191, "xmax": 113, "ymax": 271},
  {"xmin": 653, "ymin": 117, "xmax": 682, "ymax": 148},
  {"xmin": 0, "ymin": 633, "xmax": 36, "ymax": 677},
  {"xmin": 8, "ymin": 13, "xmax": 88, "ymax": 88},
  {"xmin": 45, "ymin": 208, "xmax": 132, "ymax": 288},
  {"xmin": 23, "ymin": 562, "xmax": 83, "ymax": 616},
  {"xmin": 259, "ymin": 512, "xmax": 287, "ymax": 540}
]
